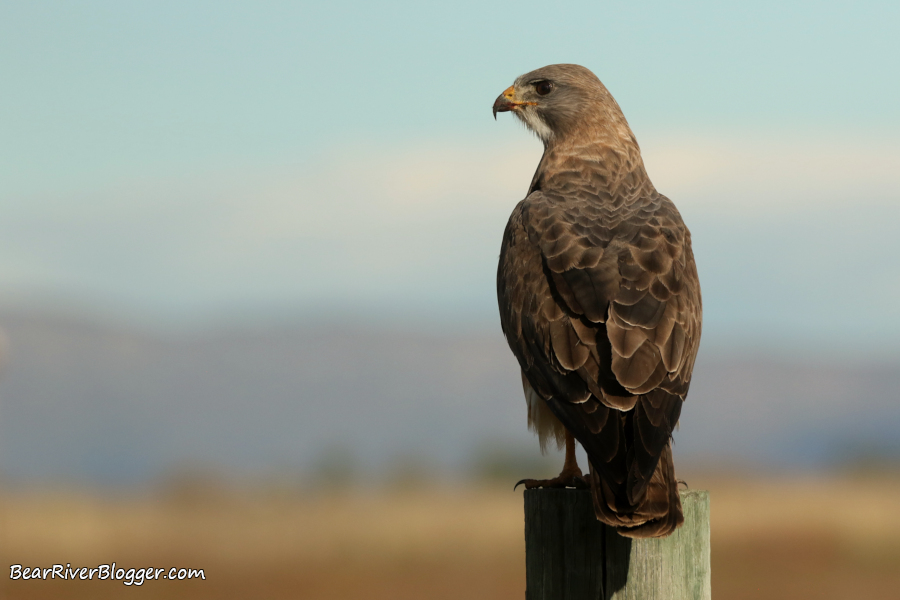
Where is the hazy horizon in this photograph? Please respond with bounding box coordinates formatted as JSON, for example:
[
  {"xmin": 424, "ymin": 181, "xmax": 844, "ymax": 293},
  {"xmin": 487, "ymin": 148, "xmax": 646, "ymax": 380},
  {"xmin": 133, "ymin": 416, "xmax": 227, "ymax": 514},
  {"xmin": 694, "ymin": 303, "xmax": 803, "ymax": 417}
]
[{"xmin": 1, "ymin": 308, "xmax": 897, "ymax": 489}]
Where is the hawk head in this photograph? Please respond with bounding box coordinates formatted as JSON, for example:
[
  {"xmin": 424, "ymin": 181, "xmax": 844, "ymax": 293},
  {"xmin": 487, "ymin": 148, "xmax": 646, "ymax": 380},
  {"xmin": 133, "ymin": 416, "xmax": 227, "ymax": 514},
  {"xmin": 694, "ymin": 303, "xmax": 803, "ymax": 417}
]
[{"xmin": 493, "ymin": 64, "xmax": 634, "ymax": 149}]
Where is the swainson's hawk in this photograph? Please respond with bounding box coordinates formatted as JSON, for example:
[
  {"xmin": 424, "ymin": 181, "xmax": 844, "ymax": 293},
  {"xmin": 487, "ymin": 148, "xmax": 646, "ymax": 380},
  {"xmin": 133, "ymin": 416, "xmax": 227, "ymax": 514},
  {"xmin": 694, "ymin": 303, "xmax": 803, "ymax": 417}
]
[{"xmin": 494, "ymin": 64, "xmax": 702, "ymax": 538}]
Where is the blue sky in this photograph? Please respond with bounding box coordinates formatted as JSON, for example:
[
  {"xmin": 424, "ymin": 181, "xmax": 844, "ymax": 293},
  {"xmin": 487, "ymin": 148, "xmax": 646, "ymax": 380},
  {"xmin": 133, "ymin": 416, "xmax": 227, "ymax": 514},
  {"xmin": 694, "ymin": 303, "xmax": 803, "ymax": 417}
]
[{"xmin": 1, "ymin": 1, "xmax": 899, "ymax": 353}]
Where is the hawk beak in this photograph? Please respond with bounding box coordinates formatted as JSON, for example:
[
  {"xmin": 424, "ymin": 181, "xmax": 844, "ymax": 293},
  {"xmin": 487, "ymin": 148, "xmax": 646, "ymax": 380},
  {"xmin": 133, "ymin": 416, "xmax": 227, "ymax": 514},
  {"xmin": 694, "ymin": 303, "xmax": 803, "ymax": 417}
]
[{"xmin": 493, "ymin": 86, "xmax": 517, "ymax": 120}]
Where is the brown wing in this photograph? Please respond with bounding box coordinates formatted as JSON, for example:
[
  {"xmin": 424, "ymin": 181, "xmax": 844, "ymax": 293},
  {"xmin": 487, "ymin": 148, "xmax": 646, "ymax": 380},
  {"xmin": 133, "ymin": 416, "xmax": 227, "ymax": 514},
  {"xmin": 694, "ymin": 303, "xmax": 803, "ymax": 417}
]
[{"xmin": 497, "ymin": 187, "xmax": 701, "ymax": 523}]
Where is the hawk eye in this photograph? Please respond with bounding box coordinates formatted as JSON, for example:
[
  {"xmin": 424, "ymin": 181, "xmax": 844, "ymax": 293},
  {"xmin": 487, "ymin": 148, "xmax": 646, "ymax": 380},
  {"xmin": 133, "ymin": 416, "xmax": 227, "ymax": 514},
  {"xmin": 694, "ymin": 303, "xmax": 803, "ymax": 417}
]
[{"xmin": 535, "ymin": 81, "xmax": 554, "ymax": 96}]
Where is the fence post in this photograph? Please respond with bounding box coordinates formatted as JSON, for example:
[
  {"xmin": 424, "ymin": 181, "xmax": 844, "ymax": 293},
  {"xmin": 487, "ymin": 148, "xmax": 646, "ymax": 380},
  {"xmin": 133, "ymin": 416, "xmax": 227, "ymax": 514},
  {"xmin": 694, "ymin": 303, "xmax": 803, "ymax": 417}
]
[{"xmin": 524, "ymin": 488, "xmax": 710, "ymax": 600}]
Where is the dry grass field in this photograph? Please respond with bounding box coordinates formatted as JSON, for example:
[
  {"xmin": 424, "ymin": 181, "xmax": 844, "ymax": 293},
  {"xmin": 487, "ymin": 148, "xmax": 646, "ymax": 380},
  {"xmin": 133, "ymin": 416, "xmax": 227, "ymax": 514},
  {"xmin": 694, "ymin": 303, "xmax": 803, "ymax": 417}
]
[{"xmin": 2, "ymin": 473, "xmax": 899, "ymax": 599}]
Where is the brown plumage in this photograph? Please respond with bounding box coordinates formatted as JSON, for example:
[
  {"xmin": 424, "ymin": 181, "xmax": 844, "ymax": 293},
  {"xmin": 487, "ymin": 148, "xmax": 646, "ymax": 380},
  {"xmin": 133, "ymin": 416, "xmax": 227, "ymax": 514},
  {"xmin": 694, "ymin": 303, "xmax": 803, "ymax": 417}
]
[{"xmin": 494, "ymin": 64, "xmax": 702, "ymax": 538}]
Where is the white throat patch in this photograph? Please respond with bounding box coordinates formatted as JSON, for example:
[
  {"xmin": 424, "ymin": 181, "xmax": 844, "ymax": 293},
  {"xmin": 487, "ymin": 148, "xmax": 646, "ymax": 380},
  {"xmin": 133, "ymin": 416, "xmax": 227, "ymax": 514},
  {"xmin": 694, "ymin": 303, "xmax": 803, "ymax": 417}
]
[{"xmin": 515, "ymin": 106, "xmax": 553, "ymax": 143}]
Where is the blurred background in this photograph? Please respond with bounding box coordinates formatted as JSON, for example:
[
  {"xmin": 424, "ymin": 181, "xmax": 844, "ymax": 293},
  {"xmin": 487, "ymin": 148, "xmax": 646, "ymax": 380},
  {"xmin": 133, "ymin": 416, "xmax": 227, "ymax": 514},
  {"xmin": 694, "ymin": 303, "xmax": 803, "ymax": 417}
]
[{"xmin": 1, "ymin": 1, "xmax": 899, "ymax": 598}]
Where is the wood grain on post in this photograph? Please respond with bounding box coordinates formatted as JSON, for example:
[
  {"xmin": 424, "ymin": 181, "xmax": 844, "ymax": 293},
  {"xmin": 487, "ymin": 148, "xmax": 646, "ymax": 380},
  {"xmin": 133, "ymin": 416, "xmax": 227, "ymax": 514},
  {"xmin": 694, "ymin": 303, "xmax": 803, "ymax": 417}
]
[{"xmin": 524, "ymin": 489, "xmax": 710, "ymax": 600}]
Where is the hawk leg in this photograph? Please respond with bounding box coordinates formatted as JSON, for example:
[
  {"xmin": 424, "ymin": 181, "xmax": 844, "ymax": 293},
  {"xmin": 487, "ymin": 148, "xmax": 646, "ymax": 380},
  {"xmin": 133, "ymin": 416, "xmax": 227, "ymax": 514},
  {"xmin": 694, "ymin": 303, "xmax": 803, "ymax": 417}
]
[{"xmin": 515, "ymin": 431, "xmax": 589, "ymax": 490}]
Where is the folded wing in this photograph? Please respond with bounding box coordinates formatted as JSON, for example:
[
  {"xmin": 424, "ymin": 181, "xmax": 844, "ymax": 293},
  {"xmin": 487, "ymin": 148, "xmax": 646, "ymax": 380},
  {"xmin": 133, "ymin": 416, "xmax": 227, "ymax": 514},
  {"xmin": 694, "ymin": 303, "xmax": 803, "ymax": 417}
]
[{"xmin": 498, "ymin": 188, "xmax": 701, "ymax": 528}]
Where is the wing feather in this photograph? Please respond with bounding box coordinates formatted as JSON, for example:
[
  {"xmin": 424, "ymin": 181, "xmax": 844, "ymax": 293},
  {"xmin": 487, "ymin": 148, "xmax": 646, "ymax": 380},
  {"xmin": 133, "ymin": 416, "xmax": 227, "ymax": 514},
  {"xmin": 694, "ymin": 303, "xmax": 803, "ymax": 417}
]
[{"xmin": 498, "ymin": 180, "xmax": 701, "ymax": 535}]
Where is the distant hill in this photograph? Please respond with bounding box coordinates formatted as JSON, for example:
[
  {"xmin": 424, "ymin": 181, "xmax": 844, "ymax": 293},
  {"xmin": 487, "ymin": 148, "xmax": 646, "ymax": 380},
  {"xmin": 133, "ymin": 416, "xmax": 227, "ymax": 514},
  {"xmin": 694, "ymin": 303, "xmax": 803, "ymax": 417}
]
[{"xmin": 0, "ymin": 311, "xmax": 898, "ymax": 485}]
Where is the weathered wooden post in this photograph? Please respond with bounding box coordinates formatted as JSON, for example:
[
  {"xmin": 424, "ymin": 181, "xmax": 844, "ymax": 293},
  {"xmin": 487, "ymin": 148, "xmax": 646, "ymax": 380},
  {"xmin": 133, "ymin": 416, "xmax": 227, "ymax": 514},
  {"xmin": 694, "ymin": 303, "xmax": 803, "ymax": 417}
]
[{"xmin": 524, "ymin": 489, "xmax": 710, "ymax": 600}]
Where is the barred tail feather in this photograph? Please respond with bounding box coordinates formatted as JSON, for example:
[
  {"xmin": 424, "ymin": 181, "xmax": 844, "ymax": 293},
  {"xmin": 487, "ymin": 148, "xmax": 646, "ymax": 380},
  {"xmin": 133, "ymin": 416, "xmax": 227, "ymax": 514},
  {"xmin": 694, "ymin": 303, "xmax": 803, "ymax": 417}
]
[{"xmin": 589, "ymin": 443, "xmax": 683, "ymax": 538}]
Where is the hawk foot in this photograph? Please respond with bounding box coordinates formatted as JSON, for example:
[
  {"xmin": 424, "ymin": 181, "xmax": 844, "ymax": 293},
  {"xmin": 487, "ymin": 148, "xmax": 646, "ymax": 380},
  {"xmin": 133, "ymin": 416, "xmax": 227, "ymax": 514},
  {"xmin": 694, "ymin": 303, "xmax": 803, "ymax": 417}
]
[{"xmin": 514, "ymin": 472, "xmax": 590, "ymax": 491}]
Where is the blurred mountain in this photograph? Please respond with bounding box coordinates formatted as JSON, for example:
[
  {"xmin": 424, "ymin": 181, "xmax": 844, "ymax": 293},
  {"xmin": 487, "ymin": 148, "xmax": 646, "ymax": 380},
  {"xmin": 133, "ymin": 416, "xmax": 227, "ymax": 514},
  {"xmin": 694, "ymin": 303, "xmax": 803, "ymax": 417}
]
[{"xmin": 0, "ymin": 311, "xmax": 897, "ymax": 485}]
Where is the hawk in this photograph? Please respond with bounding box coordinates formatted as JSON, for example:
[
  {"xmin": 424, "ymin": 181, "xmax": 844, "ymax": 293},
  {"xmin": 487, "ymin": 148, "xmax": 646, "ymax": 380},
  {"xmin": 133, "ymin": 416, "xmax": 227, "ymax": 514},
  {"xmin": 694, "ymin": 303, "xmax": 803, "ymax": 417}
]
[{"xmin": 494, "ymin": 64, "xmax": 702, "ymax": 538}]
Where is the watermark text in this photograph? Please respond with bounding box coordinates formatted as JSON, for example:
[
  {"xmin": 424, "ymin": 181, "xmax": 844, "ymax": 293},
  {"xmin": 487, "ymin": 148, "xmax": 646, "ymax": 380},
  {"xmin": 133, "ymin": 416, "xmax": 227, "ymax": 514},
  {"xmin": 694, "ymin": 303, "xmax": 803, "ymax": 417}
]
[{"xmin": 10, "ymin": 563, "xmax": 205, "ymax": 586}]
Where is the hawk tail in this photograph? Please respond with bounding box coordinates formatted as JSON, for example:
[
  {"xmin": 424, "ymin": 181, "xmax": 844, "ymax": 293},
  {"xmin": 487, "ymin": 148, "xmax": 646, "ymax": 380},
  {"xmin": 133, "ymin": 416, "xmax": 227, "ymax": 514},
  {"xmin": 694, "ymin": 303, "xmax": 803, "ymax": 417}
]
[{"xmin": 589, "ymin": 443, "xmax": 684, "ymax": 538}]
